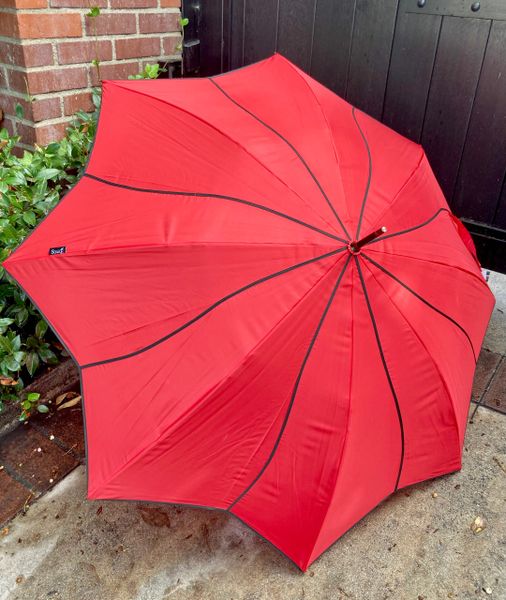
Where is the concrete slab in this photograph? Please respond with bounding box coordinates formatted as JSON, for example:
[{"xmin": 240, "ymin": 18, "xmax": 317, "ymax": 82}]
[
  {"xmin": 0, "ymin": 404, "xmax": 505, "ymax": 600},
  {"xmin": 484, "ymin": 271, "xmax": 506, "ymax": 355}
]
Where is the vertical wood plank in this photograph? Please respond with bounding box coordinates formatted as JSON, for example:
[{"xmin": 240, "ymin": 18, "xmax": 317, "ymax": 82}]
[
  {"xmin": 382, "ymin": 9, "xmax": 441, "ymax": 142},
  {"xmin": 199, "ymin": 0, "xmax": 224, "ymax": 76},
  {"xmin": 421, "ymin": 16, "xmax": 491, "ymax": 205},
  {"xmin": 346, "ymin": 0, "xmax": 399, "ymax": 119},
  {"xmin": 243, "ymin": 0, "xmax": 279, "ymax": 65},
  {"xmin": 453, "ymin": 21, "xmax": 506, "ymax": 223},
  {"xmin": 228, "ymin": 0, "xmax": 246, "ymax": 69},
  {"xmin": 494, "ymin": 176, "xmax": 506, "ymax": 228},
  {"xmin": 276, "ymin": 0, "xmax": 317, "ymax": 71},
  {"xmin": 310, "ymin": 0, "xmax": 356, "ymax": 96}
]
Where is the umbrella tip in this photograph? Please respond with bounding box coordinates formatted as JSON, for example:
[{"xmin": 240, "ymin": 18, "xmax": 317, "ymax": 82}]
[{"xmin": 350, "ymin": 226, "xmax": 388, "ymax": 253}]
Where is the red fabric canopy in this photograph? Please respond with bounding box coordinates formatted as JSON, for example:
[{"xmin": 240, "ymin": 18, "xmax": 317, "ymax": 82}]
[{"xmin": 4, "ymin": 54, "xmax": 494, "ymax": 570}]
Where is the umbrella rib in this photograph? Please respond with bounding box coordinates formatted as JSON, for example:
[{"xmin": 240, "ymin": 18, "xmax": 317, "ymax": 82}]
[
  {"xmin": 228, "ymin": 253, "xmax": 352, "ymax": 510},
  {"xmin": 362, "ymin": 254, "xmax": 477, "ymax": 363},
  {"xmin": 209, "ymin": 78, "xmax": 351, "ymax": 240},
  {"xmin": 82, "ymin": 173, "xmax": 346, "ymax": 245},
  {"xmin": 367, "ymin": 208, "xmax": 449, "ymax": 245},
  {"xmin": 355, "ymin": 257, "xmax": 405, "ymax": 492},
  {"xmin": 81, "ymin": 246, "xmax": 347, "ymax": 369},
  {"xmin": 353, "ymin": 107, "xmax": 373, "ymax": 241}
]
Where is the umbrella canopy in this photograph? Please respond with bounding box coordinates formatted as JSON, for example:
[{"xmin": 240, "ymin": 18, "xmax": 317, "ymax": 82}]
[{"xmin": 4, "ymin": 54, "xmax": 494, "ymax": 570}]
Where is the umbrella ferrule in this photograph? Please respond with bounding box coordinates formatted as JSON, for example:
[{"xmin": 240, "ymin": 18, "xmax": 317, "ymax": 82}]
[{"xmin": 349, "ymin": 226, "xmax": 387, "ymax": 254}]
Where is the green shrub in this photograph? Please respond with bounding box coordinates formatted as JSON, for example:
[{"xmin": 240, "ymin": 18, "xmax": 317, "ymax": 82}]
[
  {"xmin": 0, "ymin": 92, "xmax": 100, "ymax": 416},
  {"xmin": 1, "ymin": 63, "xmax": 165, "ymax": 418}
]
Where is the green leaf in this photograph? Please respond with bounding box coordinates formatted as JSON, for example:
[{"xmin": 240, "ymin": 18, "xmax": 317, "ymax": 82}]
[
  {"xmin": 38, "ymin": 346, "xmax": 58, "ymax": 364},
  {"xmin": 15, "ymin": 103, "xmax": 24, "ymax": 119},
  {"xmin": 11, "ymin": 334, "xmax": 21, "ymax": 351},
  {"xmin": 35, "ymin": 319, "xmax": 48, "ymax": 339},
  {"xmin": 22, "ymin": 211, "xmax": 36, "ymax": 226},
  {"xmin": 180, "ymin": 17, "xmax": 189, "ymax": 27},
  {"xmin": 46, "ymin": 143, "xmax": 60, "ymax": 154},
  {"xmin": 4, "ymin": 355, "xmax": 21, "ymax": 372},
  {"xmin": 36, "ymin": 168, "xmax": 61, "ymax": 181},
  {"xmin": 26, "ymin": 392, "xmax": 40, "ymax": 402},
  {"xmin": 21, "ymin": 400, "xmax": 31, "ymax": 410},
  {"xmin": 12, "ymin": 351, "xmax": 25, "ymax": 364},
  {"xmin": 0, "ymin": 317, "xmax": 14, "ymax": 334},
  {"xmin": 37, "ymin": 404, "xmax": 49, "ymax": 413},
  {"xmin": 25, "ymin": 352, "xmax": 40, "ymax": 377},
  {"xmin": 14, "ymin": 306, "xmax": 28, "ymax": 327},
  {"xmin": 86, "ymin": 6, "xmax": 100, "ymax": 17}
]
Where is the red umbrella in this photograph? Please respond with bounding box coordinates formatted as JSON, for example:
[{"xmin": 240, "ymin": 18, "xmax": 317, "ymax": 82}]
[{"xmin": 4, "ymin": 54, "xmax": 494, "ymax": 570}]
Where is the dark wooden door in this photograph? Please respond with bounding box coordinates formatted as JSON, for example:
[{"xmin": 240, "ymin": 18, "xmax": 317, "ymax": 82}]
[{"xmin": 183, "ymin": 0, "xmax": 506, "ymax": 272}]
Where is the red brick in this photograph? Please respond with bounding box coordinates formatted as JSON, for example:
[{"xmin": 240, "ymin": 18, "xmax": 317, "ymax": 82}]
[
  {"xmin": 16, "ymin": 0, "xmax": 47, "ymax": 6},
  {"xmin": 13, "ymin": 120, "xmax": 36, "ymax": 144},
  {"xmin": 90, "ymin": 60, "xmax": 139, "ymax": 85},
  {"xmin": 0, "ymin": 93, "xmax": 18, "ymax": 117},
  {"xmin": 160, "ymin": 0, "xmax": 180, "ymax": 6},
  {"xmin": 50, "ymin": 0, "xmax": 106, "ymax": 6},
  {"xmin": 23, "ymin": 43, "xmax": 54, "ymax": 67},
  {"xmin": 85, "ymin": 13, "xmax": 136, "ymax": 36},
  {"xmin": 63, "ymin": 91, "xmax": 92, "ymax": 115},
  {"xmin": 472, "ymin": 349, "xmax": 502, "ymax": 402},
  {"xmin": 0, "ymin": 41, "xmax": 23, "ymax": 67},
  {"xmin": 0, "ymin": 0, "xmax": 47, "ymax": 7},
  {"xmin": 33, "ymin": 407, "xmax": 85, "ymax": 456},
  {"xmin": 115, "ymin": 37, "xmax": 160, "ymax": 60},
  {"xmin": 139, "ymin": 12, "xmax": 180, "ymax": 34},
  {"xmin": 0, "ymin": 94, "xmax": 61, "ymax": 121},
  {"xmin": 15, "ymin": 119, "xmax": 70, "ymax": 146},
  {"xmin": 10, "ymin": 97, "xmax": 60, "ymax": 122},
  {"xmin": 32, "ymin": 97, "xmax": 62, "ymax": 121},
  {"xmin": 2, "ymin": 117, "xmax": 16, "ymax": 137},
  {"xmin": 6, "ymin": 69, "xmax": 28, "ymax": 95},
  {"xmin": 482, "ymin": 359, "xmax": 506, "ymax": 414},
  {"xmin": 110, "ymin": 0, "xmax": 156, "ymax": 6},
  {"xmin": 17, "ymin": 13, "xmax": 82, "ymax": 39},
  {"xmin": 0, "ymin": 95, "xmax": 24, "ymax": 120},
  {"xmin": 58, "ymin": 39, "xmax": 112, "ymax": 65},
  {"xmin": 162, "ymin": 35, "xmax": 181, "ymax": 56},
  {"xmin": 0, "ymin": 469, "xmax": 30, "ymax": 526},
  {"xmin": 9, "ymin": 66, "xmax": 88, "ymax": 94},
  {"xmin": 0, "ymin": 42, "xmax": 53, "ymax": 68},
  {"xmin": 0, "ymin": 13, "xmax": 19, "ymax": 38},
  {"xmin": 35, "ymin": 120, "xmax": 69, "ymax": 145},
  {"xmin": 0, "ymin": 426, "xmax": 78, "ymax": 492}
]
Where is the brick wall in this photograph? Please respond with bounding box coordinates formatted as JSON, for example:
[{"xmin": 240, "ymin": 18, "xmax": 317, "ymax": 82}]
[{"xmin": 0, "ymin": 0, "xmax": 181, "ymax": 149}]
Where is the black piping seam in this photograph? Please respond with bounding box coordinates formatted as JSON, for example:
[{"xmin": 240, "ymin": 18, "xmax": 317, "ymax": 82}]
[
  {"xmin": 355, "ymin": 257, "xmax": 405, "ymax": 491},
  {"xmin": 362, "ymin": 254, "xmax": 477, "ymax": 363},
  {"xmin": 208, "ymin": 77, "xmax": 351, "ymax": 240},
  {"xmin": 352, "ymin": 107, "xmax": 372, "ymax": 240},
  {"xmin": 367, "ymin": 207, "xmax": 449, "ymax": 246},
  {"xmin": 81, "ymin": 247, "xmax": 347, "ymax": 369},
  {"xmin": 228, "ymin": 253, "xmax": 352, "ymax": 510},
  {"xmin": 82, "ymin": 173, "xmax": 346, "ymax": 245}
]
